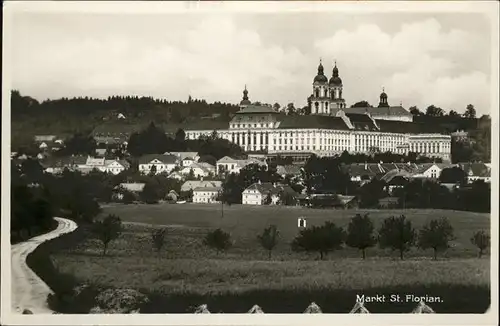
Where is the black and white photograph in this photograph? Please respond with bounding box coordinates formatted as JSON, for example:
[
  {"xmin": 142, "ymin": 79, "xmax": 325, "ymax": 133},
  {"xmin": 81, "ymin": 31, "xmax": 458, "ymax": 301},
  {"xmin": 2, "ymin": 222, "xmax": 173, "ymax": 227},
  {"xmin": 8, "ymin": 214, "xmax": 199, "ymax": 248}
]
[{"xmin": 1, "ymin": 1, "xmax": 498, "ymax": 325}]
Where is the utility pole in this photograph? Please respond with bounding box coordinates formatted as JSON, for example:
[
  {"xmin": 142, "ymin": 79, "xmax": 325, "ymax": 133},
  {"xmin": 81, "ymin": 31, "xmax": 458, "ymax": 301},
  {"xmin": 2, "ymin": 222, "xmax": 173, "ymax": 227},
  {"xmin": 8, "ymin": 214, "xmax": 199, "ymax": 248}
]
[{"xmin": 220, "ymin": 190, "xmax": 224, "ymax": 219}]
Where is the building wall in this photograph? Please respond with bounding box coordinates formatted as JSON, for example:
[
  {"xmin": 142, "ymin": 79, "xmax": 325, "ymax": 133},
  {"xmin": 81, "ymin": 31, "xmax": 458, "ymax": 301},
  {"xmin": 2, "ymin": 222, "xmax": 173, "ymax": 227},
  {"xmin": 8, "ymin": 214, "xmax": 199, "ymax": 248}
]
[
  {"xmin": 185, "ymin": 128, "xmax": 451, "ymax": 161},
  {"xmin": 193, "ymin": 190, "xmax": 220, "ymax": 203},
  {"xmin": 242, "ymin": 190, "xmax": 263, "ymax": 205},
  {"xmin": 139, "ymin": 162, "xmax": 176, "ymax": 175}
]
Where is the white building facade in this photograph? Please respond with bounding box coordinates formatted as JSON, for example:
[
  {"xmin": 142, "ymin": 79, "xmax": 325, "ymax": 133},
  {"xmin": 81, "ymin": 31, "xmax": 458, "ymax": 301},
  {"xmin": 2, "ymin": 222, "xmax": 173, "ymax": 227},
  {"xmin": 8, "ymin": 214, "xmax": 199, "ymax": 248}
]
[
  {"xmin": 184, "ymin": 61, "xmax": 452, "ymax": 162},
  {"xmin": 193, "ymin": 186, "xmax": 221, "ymax": 204}
]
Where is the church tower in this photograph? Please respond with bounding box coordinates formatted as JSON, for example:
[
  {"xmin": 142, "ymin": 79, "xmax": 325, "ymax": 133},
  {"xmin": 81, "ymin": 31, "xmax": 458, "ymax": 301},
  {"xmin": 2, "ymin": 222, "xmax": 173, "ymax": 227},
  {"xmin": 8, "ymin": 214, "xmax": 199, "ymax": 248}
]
[
  {"xmin": 310, "ymin": 59, "xmax": 330, "ymax": 115},
  {"xmin": 378, "ymin": 87, "xmax": 389, "ymax": 107},
  {"xmin": 240, "ymin": 85, "xmax": 251, "ymax": 109},
  {"xmin": 328, "ymin": 61, "xmax": 346, "ymax": 110}
]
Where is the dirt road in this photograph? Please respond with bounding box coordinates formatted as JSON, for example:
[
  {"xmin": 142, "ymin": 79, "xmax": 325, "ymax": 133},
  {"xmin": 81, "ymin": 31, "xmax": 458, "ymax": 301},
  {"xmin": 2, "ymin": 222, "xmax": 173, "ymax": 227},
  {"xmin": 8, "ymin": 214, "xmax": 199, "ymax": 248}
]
[{"xmin": 11, "ymin": 217, "xmax": 78, "ymax": 314}]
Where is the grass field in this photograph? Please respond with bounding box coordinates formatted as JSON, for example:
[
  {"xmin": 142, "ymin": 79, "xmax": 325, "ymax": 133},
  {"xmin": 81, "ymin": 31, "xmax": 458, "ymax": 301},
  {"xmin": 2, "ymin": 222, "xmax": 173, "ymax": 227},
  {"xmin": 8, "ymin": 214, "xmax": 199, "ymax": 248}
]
[
  {"xmin": 40, "ymin": 204, "xmax": 491, "ymax": 313},
  {"xmin": 98, "ymin": 203, "xmax": 490, "ymax": 260}
]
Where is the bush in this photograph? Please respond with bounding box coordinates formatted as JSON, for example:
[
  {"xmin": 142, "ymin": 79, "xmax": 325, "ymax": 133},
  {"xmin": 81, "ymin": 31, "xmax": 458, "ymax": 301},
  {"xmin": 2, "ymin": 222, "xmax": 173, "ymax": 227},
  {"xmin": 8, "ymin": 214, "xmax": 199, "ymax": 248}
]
[
  {"xmin": 291, "ymin": 221, "xmax": 345, "ymax": 260},
  {"xmin": 152, "ymin": 228, "xmax": 167, "ymax": 253},
  {"xmin": 203, "ymin": 229, "xmax": 232, "ymax": 255}
]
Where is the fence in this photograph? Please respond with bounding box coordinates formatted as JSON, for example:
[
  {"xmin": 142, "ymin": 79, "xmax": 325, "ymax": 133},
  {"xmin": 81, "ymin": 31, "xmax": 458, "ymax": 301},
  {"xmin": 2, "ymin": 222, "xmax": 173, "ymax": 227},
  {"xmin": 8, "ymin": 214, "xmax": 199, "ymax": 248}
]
[{"xmin": 193, "ymin": 300, "xmax": 435, "ymax": 314}]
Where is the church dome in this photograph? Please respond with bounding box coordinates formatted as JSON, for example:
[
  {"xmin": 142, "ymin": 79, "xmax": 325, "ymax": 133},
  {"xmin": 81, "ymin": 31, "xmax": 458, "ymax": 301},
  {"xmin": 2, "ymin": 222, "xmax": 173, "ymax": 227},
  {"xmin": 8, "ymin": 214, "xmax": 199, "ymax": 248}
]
[
  {"xmin": 313, "ymin": 62, "xmax": 328, "ymax": 84},
  {"xmin": 314, "ymin": 74, "xmax": 328, "ymax": 83},
  {"xmin": 240, "ymin": 86, "xmax": 251, "ymax": 106},
  {"xmin": 380, "ymin": 91, "xmax": 388, "ymax": 99},
  {"xmin": 329, "ymin": 76, "xmax": 342, "ymax": 85},
  {"xmin": 329, "ymin": 63, "xmax": 342, "ymax": 85}
]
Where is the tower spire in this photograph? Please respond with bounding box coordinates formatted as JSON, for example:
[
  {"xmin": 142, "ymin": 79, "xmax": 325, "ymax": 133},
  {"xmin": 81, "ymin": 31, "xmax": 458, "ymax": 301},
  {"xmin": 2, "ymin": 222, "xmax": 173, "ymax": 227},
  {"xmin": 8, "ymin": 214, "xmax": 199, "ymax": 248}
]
[{"xmin": 240, "ymin": 85, "xmax": 251, "ymax": 107}]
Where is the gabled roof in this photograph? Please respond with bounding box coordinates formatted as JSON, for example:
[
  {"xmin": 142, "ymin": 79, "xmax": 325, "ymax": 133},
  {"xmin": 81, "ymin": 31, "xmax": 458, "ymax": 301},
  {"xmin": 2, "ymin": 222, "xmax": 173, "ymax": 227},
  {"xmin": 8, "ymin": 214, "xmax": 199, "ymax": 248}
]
[
  {"xmin": 244, "ymin": 182, "xmax": 296, "ymax": 196},
  {"xmin": 277, "ymin": 115, "xmax": 350, "ymax": 130},
  {"xmin": 344, "ymin": 163, "xmax": 386, "ymax": 177},
  {"xmin": 181, "ymin": 180, "xmax": 223, "ymax": 191},
  {"xmin": 345, "ymin": 113, "xmax": 379, "ymax": 131},
  {"xmin": 236, "ymin": 105, "xmax": 278, "ymax": 114},
  {"xmin": 165, "ymin": 151, "xmax": 199, "ymax": 160},
  {"xmin": 183, "ymin": 162, "xmax": 215, "ymax": 173},
  {"xmin": 375, "ymin": 120, "xmax": 442, "ymax": 134},
  {"xmin": 458, "ymin": 162, "xmax": 491, "ymax": 177},
  {"xmin": 381, "ymin": 170, "xmax": 412, "ymax": 184},
  {"xmin": 138, "ymin": 154, "xmax": 178, "ymax": 165},
  {"xmin": 193, "ymin": 186, "xmax": 222, "ymax": 192},
  {"xmin": 333, "ymin": 106, "xmax": 412, "ymax": 117},
  {"xmin": 41, "ymin": 155, "xmax": 87, "ymax": 168},
  {"xmin": 276, "ymin": 164, "xmax": 303, "ymax": 176},
  {"xmin": 118, "ymin": 183, "xmax": 145, "ymax": 192}
]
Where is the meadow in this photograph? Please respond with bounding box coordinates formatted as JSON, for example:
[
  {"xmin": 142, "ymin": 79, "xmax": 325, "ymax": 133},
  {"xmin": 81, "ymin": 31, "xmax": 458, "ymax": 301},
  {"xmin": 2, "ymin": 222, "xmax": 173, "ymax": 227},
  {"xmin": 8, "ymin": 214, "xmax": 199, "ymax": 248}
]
[{"xmin": 39, "ymin": 204, "xmax": 491, "ymax": 313}]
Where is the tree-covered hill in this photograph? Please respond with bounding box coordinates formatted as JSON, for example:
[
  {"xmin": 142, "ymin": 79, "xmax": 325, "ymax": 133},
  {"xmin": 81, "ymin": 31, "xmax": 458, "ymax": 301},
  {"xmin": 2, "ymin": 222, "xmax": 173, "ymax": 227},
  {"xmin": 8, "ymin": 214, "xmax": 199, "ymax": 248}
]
[{"xmin": 11, "ymin": 90, "xmax": 239, "ymax": 145}]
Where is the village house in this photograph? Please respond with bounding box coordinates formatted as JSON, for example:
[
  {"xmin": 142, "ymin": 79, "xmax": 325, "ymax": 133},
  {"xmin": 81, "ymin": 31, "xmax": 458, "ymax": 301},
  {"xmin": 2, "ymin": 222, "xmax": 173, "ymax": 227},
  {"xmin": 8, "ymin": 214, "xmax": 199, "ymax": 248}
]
[
  {"xmin": 412, "ymin": 163, "xmax": 455, "ymax": 180},
  {"xmin": 378, "ymin": 196, "xmax": 400, "ymax": 209},
  {"xmin": 181, "ymin": 180, "xmax": 223, "ymax": 193},
  {"xmin": 276, "ymin": 164, "xmax": 303, "ymax": 178},
  {"xmin": 180, "ymin": 162, "xmax": 216, "ymax": 178},
  {"xmin": 380, "ymin": 169, "xmax": 412, "ymax": 194},
  {"xmin": 458, "ymin": 162, "xmax": 491, "ymax": 183},
  {"xmin": 344, "ymin": 163, "xmax": 386, "ymax": 182},
  {"xmin": 113, "ymin": 182, "xmax": 145, "ymax": 201},
  {"xmin": 242, "ymin": 182, "xmax": 296, "ymax": 205},
  {"xmin": 164, "ymin": 151, "xmax": 200, "ymax": 164},
  {"xmin": 73, "ymin": 156, "xmax": 130, "ymax": 175},
  {"xmin": 192, "ymin": 186, "xmax": 222, "ymax": 204},
  {"xmin": 41, "ymin": 155, "xmax": 88, "ymax": 174},
  {"xmin": 216, "ymin": 156, "xmax": 267, "ymax": 175},
  {"xmin": 34, "ymin": 135, "xmax": 57, "ymax": 143},
  {"xmin": 167, "ymin": 171, "xmax": 184, "ymax": 180},
  {"xmin": 181, "ymin": 157, "xmax": 195, "ymax": 167},
  {"xmin": 138, "ymin": 154, "xmax": 178, "ymax": 175}
]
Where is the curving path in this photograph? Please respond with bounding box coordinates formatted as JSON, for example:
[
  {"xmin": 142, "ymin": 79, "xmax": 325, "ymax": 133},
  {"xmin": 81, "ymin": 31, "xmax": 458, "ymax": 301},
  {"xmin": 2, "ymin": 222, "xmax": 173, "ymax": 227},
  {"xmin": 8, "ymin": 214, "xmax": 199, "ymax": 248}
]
[{"xmin": 11, "ymin": 217, "xmax": 78, "ymax": 314}]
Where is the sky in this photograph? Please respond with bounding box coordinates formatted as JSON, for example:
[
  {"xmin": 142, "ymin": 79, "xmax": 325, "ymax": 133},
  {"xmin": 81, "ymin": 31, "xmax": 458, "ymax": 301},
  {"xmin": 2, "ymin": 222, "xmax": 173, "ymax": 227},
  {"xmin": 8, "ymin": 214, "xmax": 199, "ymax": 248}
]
[{"xmin": 8, "ymin": 8, "xmax": 493, "ymax": 116}]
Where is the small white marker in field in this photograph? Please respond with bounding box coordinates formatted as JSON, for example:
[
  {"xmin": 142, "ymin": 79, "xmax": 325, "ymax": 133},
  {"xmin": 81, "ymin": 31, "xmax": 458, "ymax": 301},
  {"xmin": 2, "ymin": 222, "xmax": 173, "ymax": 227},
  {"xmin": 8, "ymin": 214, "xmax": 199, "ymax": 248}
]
[{"xmin": 298, "ymin": 217, "xmax": 307, "ymax": 228}]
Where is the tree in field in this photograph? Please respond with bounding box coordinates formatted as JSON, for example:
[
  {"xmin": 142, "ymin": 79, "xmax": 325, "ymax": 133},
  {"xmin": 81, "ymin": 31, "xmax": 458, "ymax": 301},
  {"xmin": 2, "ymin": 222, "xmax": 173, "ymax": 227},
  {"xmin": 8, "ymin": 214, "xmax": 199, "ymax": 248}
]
[
  {"xmin": 263, "ymin": 192, "xmax": 272, "ymax": 205},
  {"xmin": 346, "ymin": 214, "xmax": 377, "ymax": 259},
  {"xmin": 448, "ymin": 110, "xmax": 460, "ymax": 117},
  {"xmin": 417, "ymin": 217, "xmax": 455, "ymax": 260},
  {"xmin": 470, "ymin": 231, "xmax": 490, "ymax": 258},
  {"xmin": 92, "ymin": 214, "xmax": 122, "ymax": 256},
  {"xmin": 151, "ymin": 228, "xmax": 167, "ymax": 253},
  {"xmin": 257, "ymin": 225, "xmax": 280, "ymax": 259},
  {"xmin": 291, "ymin": 221, "xmax": 345, "ymax": 260},
  {"xmin": 378, "ymin": 215, "xmax": 416, "ymax": 260},
  {"xmin": 140, "ymin": 181, "xmax": 162, "ymax": 204},
  {"xmin": 121, "ymin": 190, "xmax": 136, "ymax": 204},
  {"xmin": 203, "ymin": 228, "xmax": 232, "ymax": 255},
  {"xmin": 463, "ymin": 104, "xmax": 476, "ymax": 119}
]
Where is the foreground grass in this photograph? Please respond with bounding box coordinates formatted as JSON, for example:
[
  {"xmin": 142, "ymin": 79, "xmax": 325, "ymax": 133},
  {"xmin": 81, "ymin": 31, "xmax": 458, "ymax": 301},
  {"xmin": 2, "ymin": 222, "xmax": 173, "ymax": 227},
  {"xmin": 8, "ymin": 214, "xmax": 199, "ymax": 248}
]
[{"xmin": 28, "ymin": 206, "xmax": 490, "ymax": 313}]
